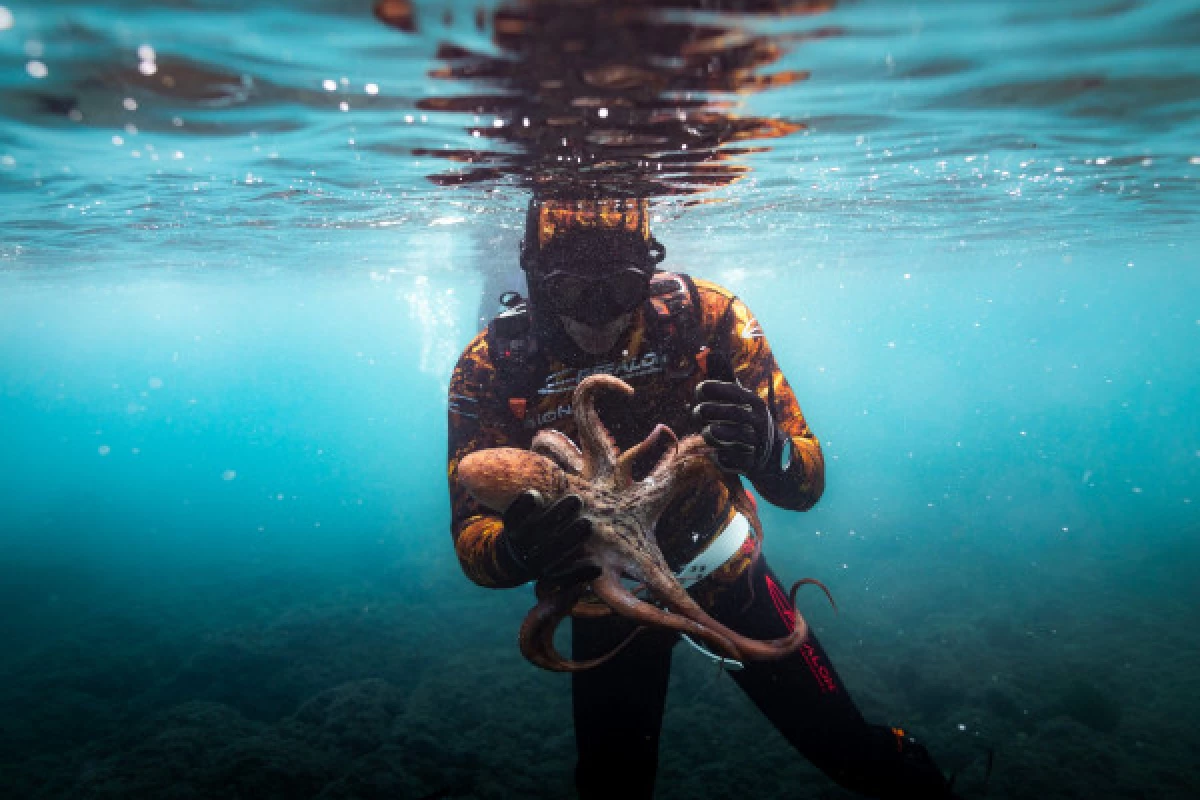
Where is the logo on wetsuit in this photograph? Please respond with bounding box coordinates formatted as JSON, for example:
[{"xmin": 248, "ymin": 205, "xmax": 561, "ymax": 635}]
[
  {"xmin": 526, "ymin": 403, "xmax": 574, "ymax": 429},
  {"xmin": 521, "ymin": 351, "xmax": 667, "ymax": 430},
  {"xmin": 799, "ymin": 642, "xmax": 838, "ymax": 695},
  {"xmin": 538, "ymin": 350, "xmax": 667, "ymax": 396}
]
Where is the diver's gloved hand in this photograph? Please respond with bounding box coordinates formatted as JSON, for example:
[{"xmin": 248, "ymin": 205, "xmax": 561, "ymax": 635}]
[
  {"xmin": 500, "ymin": 490, "xmax": 593, "ymax": 578},
  {"xmin": 692, "ymin": 352, "xmax": 782, "ymax": 476}
]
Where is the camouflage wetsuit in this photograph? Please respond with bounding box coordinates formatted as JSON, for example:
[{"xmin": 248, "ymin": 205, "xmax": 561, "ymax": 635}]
[{"xmin": 447, "ymin": 276, "xmax": 955, "ymax": 799}]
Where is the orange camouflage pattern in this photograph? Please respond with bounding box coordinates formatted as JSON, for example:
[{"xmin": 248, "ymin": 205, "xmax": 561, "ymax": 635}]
[
  {"xmin": 535, "ymin": 197, "xmax": 651, "ymax": 249},
  {"xmin": 447, "ymin": 276, "xmax": 824, "ymax": 589}
]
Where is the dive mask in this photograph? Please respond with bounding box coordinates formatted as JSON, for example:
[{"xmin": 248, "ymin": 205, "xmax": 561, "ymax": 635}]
[{"xmin": 536, "ymin": 262, "xmax": 653, "ymax": 324}]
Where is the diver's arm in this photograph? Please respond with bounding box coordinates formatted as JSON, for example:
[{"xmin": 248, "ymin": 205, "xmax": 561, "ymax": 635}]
[
  {"xmin": 711, "ymin": 291, "xmax": 825, "ymax": 511},
  {"xmin": 447, "ymin": 334, "xmax": 536, "ymax": 588},
  {"xmin": 750, "ymin": 375, "xmax": 825, "ymax": 512}
]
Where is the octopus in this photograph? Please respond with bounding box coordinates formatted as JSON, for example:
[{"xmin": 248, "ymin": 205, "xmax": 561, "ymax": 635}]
[{"xmin": 457, "ymin": 373, "xmax": 832, "ymax": 672}]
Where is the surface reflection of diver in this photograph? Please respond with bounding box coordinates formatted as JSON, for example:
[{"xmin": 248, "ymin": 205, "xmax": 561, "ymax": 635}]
[{"xmin": 447, "ymin": 197, "xmax": 962, "ymax": 799}]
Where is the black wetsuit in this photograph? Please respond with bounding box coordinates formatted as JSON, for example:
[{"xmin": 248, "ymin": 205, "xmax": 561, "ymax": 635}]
[{"xmin": 573, "ymin": 556, "xmax": 956, "ymax": 799}]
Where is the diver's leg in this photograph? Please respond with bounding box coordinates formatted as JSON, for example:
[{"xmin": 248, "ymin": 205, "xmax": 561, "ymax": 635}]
[
  {"xmin": 571, "ymin": 614, "xmax": 675, "ymax": 800},
  {"xmin": 709, "ymin": 556, "xmax": 957, "ymax": 799}
]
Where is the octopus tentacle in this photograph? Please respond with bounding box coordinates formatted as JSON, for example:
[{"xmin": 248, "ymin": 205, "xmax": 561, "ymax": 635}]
[
  {"xmin": 791, "ymin": 577, "xmax": 838, "ymax": 614},
  {"xmin": 520, "ymin": 579, "xmax": 643, "ymax": 672},
  {"xmin": 614, "ymin": 424, "xmax": 677, "ymax": 488},
  {"xmin": 531, "ymin": 429, "xmax": 584, "ymax": 475},
  {"xmin": 635, "ymin": 559, "xmax": 817, "ymax": 663},
  {"xmin": 729, "ymin": 485, "xmax": 764, "ymax": 541},
  {"xmin": 683, "ymin": 578, "xmax": 837, "ymax": 662},
  {"xmin": 591, "ymin": 569, "xmax": 743, "ymax": 662},
  {"xmin": 644, "ymin": 434, "xmax": 713, "ymax": 488},
  {"xmin": 572, "ymin": 374, "xmax": 630, "ymax": 482},
  {"xmin": 668, "ymin": 579, "xmax": 837, "ymax": 663}
]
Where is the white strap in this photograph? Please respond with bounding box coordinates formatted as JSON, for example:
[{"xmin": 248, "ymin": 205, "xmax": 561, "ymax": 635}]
[
  {"xmin": 674, "ymin": 510, "xmax": 750, "ymax": 588},
  {"xmin": 619, "ymin": 510, "xmax": 751, "ymax": 593},
  {"xmin": 680, "ymin": 633, "xmax": 745, "ymax": 671}
]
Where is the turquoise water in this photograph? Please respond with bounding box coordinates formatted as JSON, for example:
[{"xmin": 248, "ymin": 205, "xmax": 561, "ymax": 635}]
[{"xmin": 2, "ymin": 1, "xmax": 1198, "ymax": 798}]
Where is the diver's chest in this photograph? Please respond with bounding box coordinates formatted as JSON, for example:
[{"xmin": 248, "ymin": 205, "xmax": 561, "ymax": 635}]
[{"xmin": 516, "ymin": 349, "xmax": 696, "ymax": 446}]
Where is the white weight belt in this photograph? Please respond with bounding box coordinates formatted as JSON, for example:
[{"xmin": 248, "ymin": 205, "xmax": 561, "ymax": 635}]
[
  {"xmin": 620, "ymin": 510, "xmax": 751, "ymax": 592},
  {"xmin": 675, "ymin": 510, "xmax": 751, "ymax": 587}
]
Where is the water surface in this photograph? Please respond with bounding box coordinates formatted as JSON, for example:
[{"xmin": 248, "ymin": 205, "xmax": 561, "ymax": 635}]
[{"xmin": 1, "ymin": 1, "xmax": 1198, "ymax": 798}]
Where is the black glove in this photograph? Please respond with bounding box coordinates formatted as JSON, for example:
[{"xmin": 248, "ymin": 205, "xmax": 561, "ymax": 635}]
[
  {"xmin": 692, "ymin": 352, "xmax": 782, "ymax": 475},
  {"xmin": 500, "ymin": 490, "xmax": 593, "ymax": 578}
]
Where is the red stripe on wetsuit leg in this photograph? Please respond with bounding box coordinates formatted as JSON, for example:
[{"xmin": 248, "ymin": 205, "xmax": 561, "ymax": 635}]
[
  {"xmin": 765, "ymin": 572, "xmax": 797, "ymax": 631},
  {"xmin": 765, "ymin": 573, "xmax": 839, "ymax": 694}
]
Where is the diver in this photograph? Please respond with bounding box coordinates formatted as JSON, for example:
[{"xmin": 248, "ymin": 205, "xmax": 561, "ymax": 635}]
[{"xmin": 447, "ymin": 196, "xmax": 961, "ymax": 799}]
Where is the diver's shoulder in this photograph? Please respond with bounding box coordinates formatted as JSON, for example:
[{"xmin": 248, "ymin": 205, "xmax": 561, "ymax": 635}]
[
  {"xmin": 677, "ymin": 274, "xmax": 745, "ymax": 313},
  {"xmin": 673, "ymin": 274, "xmax": 762, "ymax": 336},
  {"xmin": 687, "ymin": 275, "xmax": 737, "ymax": 302},
  {"xmin": 454, "ymin": 329, "xmax": 494, "ymax": 370}
]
